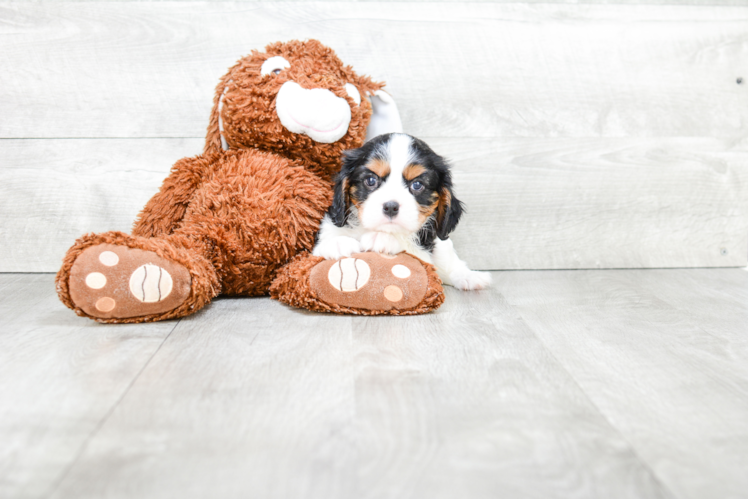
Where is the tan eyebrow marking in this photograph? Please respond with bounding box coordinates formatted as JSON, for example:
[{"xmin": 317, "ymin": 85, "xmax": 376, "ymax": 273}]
[
  {"xmin": 418, "ymin": 194, "xmax": 440, "ymax": 225},
  {"xmin": 403, "ymin": 164, "xmax": 427, "ymax": 181},
  {"xmin": 367, "ymin": 158, "xmax": 391, "ymax": 178}
]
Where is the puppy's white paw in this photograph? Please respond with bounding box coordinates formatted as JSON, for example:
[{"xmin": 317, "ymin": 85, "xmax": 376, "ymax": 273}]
[
  {"xmin": 360, "ymin": 231, "xmax": 403, "ymax": 255},
  {"xmin": 450, "ymin": 269, "xmax": 492, "ymax": 291},
  {"xmin": 313, "ymin": 236, "xmax": 361, "ymax": 260}
]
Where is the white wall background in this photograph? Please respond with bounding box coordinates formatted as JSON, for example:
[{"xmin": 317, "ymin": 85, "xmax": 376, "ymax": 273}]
[{"xmin": 1, "ymin": 1, "xmax": 746, "ymax": 271}]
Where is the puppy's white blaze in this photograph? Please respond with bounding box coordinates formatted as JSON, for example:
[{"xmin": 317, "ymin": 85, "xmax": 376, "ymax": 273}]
[
  {"xmin": 360, "ymin": 134, "xmax": 421, "ymax": 233},
  {"xmin": 386, "ymin": 133, "xmax": 415, "ymax": 174}
]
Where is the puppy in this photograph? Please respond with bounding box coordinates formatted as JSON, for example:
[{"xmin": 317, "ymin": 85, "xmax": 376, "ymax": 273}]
[{"xmin": 313, "ymin": 133, "xmax": 491, "ymax": 291}]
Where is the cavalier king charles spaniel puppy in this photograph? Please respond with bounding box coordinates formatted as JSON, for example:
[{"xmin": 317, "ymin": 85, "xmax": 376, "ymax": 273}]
[{"xmin": 313, "ymin": 133, "xmax": 491, "ymax": 290}]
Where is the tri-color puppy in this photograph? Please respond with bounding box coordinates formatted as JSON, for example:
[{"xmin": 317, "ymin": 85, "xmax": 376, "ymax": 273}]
[{"xmin": 313, "ymin": 133, "xmax": 491, "ymax": 290}]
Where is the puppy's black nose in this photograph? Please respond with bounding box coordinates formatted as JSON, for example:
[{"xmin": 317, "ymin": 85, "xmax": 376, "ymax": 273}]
[{"xmin": 383, "ymin": 201, "xmax": 399, "ymax": 218}]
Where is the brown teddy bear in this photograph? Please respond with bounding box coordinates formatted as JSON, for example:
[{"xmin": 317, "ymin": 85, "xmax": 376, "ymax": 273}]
[{"xmin": 56, "ymin": 40, "xmax": 444, "ymax": 323}]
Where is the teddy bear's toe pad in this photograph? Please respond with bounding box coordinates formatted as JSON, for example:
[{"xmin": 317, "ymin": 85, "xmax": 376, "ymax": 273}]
[
  {"xmin": 68, "ymin": 244, "xmax": 191, "ymax": 319},
  {"xmin": 310, "ymin": 252, "xmax": 428, "ymax": 310}
]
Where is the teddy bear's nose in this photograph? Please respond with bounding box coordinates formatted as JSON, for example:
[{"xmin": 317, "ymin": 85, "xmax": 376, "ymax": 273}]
[{"xmin": 275, "ymin": 81, "xmax": 352, "ymax": 143}]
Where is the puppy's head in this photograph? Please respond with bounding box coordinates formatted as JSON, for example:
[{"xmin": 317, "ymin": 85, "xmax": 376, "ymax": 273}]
[{"xmin": 330, "ymin": 133, "xmax": 463, "ymax": 244}]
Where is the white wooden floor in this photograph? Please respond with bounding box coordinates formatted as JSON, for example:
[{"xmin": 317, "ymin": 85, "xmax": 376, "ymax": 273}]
[{"xmin": 1, "ymin": 269, "xmax": 747, "ymax": 498}]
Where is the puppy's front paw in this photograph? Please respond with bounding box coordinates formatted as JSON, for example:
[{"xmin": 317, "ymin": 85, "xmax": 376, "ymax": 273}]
[
  {"xmin": 313, "ymin": 236, "xmax": 362, "ymax": 260},
  {"xmin": 360, "ymin": 232, "xmax": 403, "ymax": 255},
  {"xmin": 450, "ymin": 269, "xmax": 492, "ymax": 291}
]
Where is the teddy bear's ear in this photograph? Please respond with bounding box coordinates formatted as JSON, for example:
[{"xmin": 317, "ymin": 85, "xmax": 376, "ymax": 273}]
[
  {"xmin": 365, "ymin": 90, "xmax": 403, "ymax": 142},
  {"xmin": 204, "ymin": 71, "xmax": 234, "ymax": 156}
]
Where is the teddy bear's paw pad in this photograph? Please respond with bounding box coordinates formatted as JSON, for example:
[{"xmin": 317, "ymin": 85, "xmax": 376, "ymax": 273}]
[
  {"xmin": 310, "ymin": 252, "xmax": 428, "ymax": 311},
  {"xmin": 68, "ymin": 244, "xmax": 191, "ymax": 319}
]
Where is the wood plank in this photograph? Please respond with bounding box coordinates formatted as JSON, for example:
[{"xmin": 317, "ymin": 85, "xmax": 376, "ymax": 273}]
[
  {"xmin": 626, "ymin": 268, "xmax": 748, "ymax": 341},
  {"xmin": 1, "ymin": 2, "xmax": 746, "ymax": 139},
  {"xmin": 5, "ymin": 268, "xmax": 748, "ymax": 496},
  {"xmin": 0, "ymin": 138, "xmax": 202, "ymax": 272},
  {"xmin": 0, "ymin": 274, "xmax": 176, "ymax": 498},
  {"xmin": 2, "ymin": 137, "xmax": 745, "ymax": 272},
  {"xmin": 51, "ymin": 295, "xmax": 359, "ymax": 497},
  {"xmin": 66, "ymin": 0, "xmax": 748, "ymax": 4},
  {"xmin": 439, "ymin": 136, "xmax": 748, "ymax": 269},
  {"xmin": 50, "ymin": 285, "xmax": 668, "ymax": 497},
  {"xmin": 348, "ymin": 286, "xmax": 669, "ymax": 497},
  {"xmin": 495, "ymin": 268, "xmax": 748, "ymax": 497}
]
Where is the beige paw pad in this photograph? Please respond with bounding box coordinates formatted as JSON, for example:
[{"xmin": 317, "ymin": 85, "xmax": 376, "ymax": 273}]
[
  {"xmin": 95, "ymin": 297, "xmax": 116, "ymax": 312},
  {"xmin": 85, "ymin": 272, "xmax": 107, "ymax": 289},
  {"xmin": 391, "ymin": 264, "xmax": 411, "ymax": 279},
  {"xmin": 129, "ymin": 264, "xmax": 173, "ymax": 302},
  {"xmin": 327, "ymin": 258, "xmax": 371, "ymax": 292},
  {"xmin": 383, "ymin": 285, "xmax": 403, "ymax": 302},
  {"xmin": 98, "ymin": 251, "xmax": 119, "ymax": 266}
]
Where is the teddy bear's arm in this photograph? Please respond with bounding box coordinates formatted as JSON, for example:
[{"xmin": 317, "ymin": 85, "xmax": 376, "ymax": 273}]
[{"xmin": 132, "ymin": 154, "xmax": 216, "ymax": 238}]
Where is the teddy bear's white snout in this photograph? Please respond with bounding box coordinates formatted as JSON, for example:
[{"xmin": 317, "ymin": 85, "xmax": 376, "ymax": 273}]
[{"xmin": 275, "ymin": 81, "xmax": 352, "ymax": 143}]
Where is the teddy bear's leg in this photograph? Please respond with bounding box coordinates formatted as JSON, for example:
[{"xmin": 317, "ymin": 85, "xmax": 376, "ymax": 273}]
[
  {"xmin": 56, "ymin": 231, "xmax": 219, "ymax": 323},
  {"xmin": 132, "ymin": 154, "xmax": 217, "ymax": 239},
  {"xmin": 270, "ymin": 251, "xmax": 445, "ymax": 315}
]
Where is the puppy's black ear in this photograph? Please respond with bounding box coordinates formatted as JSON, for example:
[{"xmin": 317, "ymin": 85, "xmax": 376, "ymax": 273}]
[
  {"xmin": 436, "ymin": 185, "xmax": 464, "ymax": 240},
  {"xmin": 329, "ymin": 173, "xmax": 350, "ymax": 227},
  {"xmin": 329, "ymin": 146, "xmax": 365, "ymax": 227}
]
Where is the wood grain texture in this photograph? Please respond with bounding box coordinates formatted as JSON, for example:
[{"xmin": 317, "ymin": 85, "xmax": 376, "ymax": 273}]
[
  {"xmin": 2, "ymin": 137, "xmax": 745, "ymax": 272},
  {"xmin": 67, "ymin": 0, "xmax": 748, "ymax": 4},
  {"xmin": 0, "ymin": 138, "xmax": 202, "ymax": 272},
  {"xmin": 1, "ymin": 2, "xmax": 747, "ymax": 139},
  {"xmin": 0, "ymin": 274, "xmax": 176, "ymax": 498},
  {"xmin": 349, "ymin": 287, "xmax": 669, "ymax": 497},
  {"xmin": 1, "ymin": 2, "xmax": 746, "ymax": 272},
  {"xmin": 4, "ymin": 269, "xmax": 748, "ymax": 496},
  {"xmin": 495, "ymin": 268, "xmax": 748, "ymax": 497},
  {"xmin": 52, "ymin": 296, "xmax": 360, "ymax": 497},
  {"xmin": 50, "ymin": 284, "xmax": 668, "ymax": 498},
  {"xmin": 439, "ymin": 136, "xmax": 748, "ymax": 269}
]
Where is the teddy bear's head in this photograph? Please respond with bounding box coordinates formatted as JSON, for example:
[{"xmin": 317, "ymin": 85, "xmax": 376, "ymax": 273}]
[{"xmin": 205, "ymin": 40, "xmax": 386, "ymax": 177}]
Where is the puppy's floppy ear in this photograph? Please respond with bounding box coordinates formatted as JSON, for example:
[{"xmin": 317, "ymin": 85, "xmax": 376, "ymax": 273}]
[
  {"xmin": 428, "ymin": 153, "xmax": 464, "ymax": 240},
  {"xmin": 329, "ymin": 146, "xmax": 365, "ymax": 226},
  {"xmin": 436, "ymin": 184, "xmax": 464, "ymax": 240},
  {"xmin": 329, "ymin": 174, "xmax": 350, "ymax": 227}
]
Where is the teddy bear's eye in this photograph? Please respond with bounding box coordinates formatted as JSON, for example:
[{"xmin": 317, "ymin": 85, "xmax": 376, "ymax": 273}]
[
  {"xmin": 344, "ymin": 83, "xmax": 361, "ymax": 106},
  {"xmin": 261, "ymin": 56, "xmax": 290, "ymax": 77}
]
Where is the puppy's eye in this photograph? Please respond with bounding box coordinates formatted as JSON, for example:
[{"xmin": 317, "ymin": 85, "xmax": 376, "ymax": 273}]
[
  {"xmin": 410, "ymin": 180, "xmax": 424, "ymax": 192},
  {"xmin": 364, "ymin": 176, "xmax": 379, "ymax": 188}
]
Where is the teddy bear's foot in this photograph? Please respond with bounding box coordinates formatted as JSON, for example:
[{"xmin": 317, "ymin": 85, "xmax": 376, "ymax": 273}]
[
  {"xmin": 66, "ymin": 243, "xmax": 192, "ymax": 320},
  {"xmin": 270, "ymin": 251, "xmax": 445, "ymax": 315}
]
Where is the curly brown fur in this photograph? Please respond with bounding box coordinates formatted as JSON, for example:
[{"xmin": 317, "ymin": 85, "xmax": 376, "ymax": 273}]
[
  {"xmin": 204, "ymin": 40, "xmax": 383, "ymax": 178},
  {"xmin": 162, "ymin": 149, "xmax": 334, "ymax": 296},
  {"xmin": 133, "ymin": 153, "xmax": 219, "ymax": 238}
]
